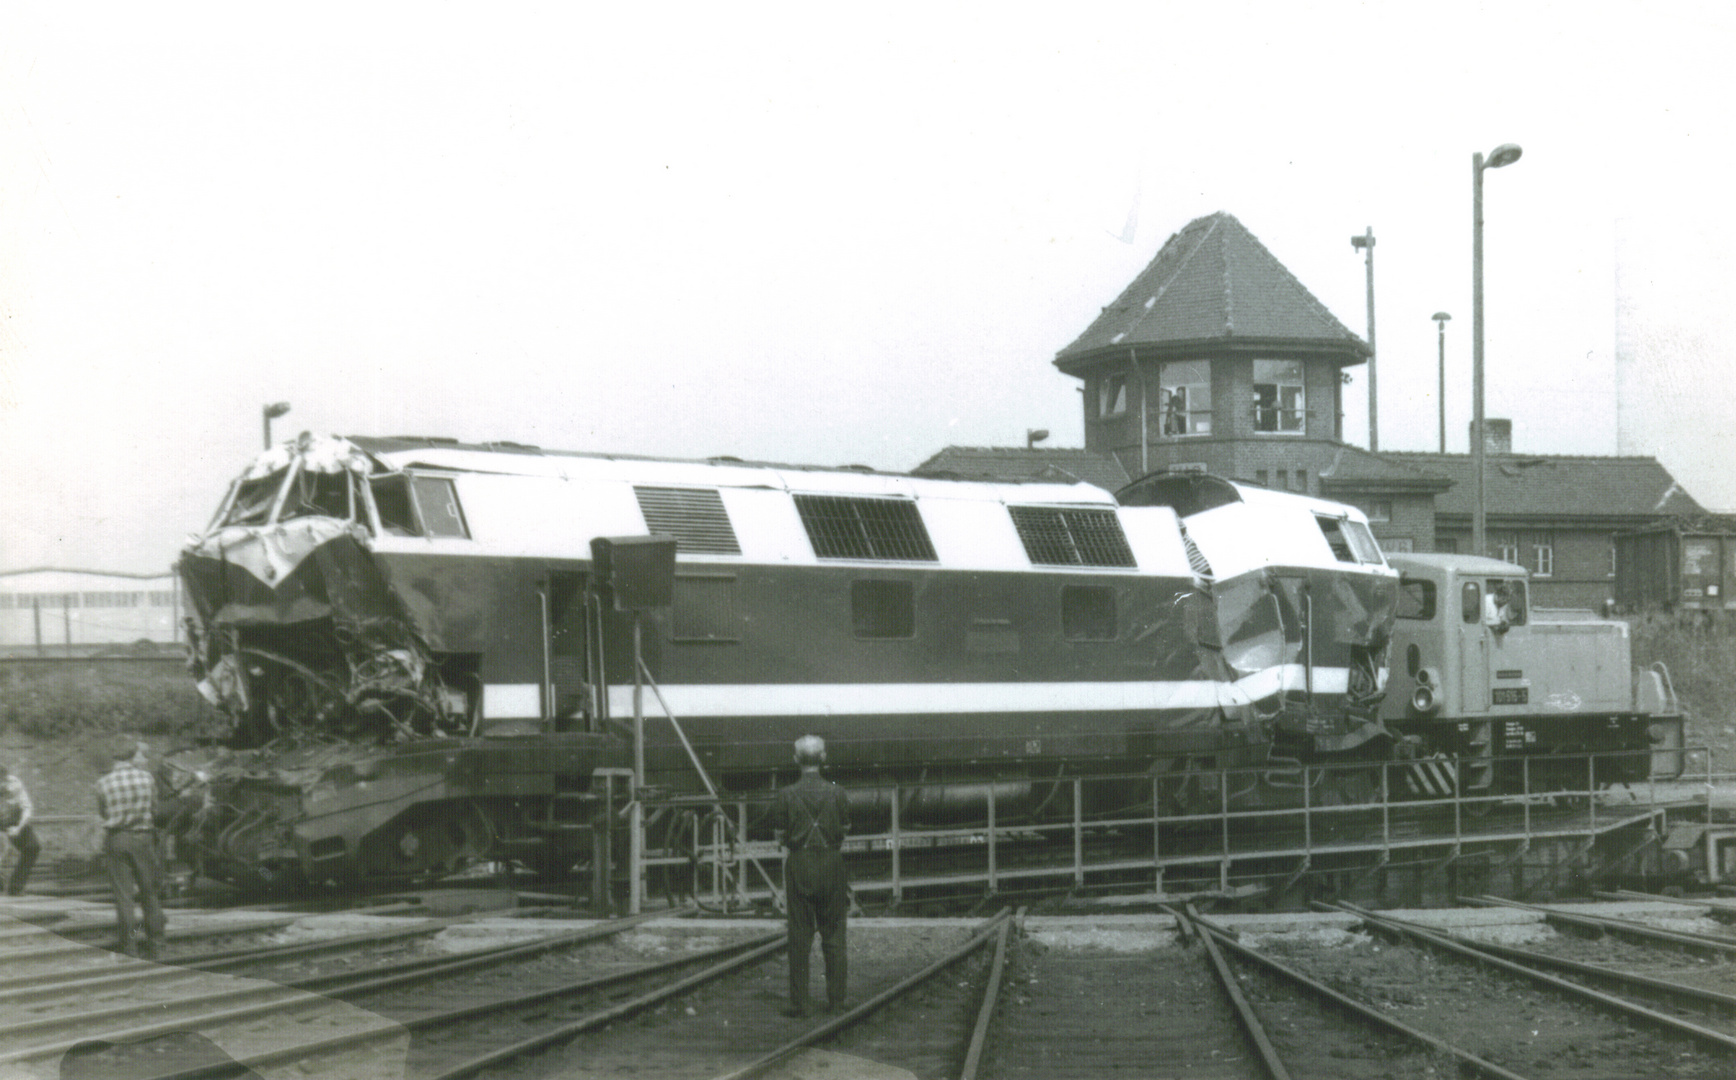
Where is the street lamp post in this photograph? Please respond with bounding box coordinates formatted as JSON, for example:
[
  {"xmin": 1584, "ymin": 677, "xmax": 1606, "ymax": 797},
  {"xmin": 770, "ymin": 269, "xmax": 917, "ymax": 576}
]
[
  {"xmin": 1351, "ymin": 228, "xmax": 1377, "ymax": 451},
  {"xmin": 1431, "ymin": 312, "xmax": 1452, "ymax": 453},
  {"xmin": 262, "ymin": 401, "xmax": 291, "ymax": 449},
  {"xmin": 1472, "ymin": 143, "xmax": 1522, "ymax": 557}
]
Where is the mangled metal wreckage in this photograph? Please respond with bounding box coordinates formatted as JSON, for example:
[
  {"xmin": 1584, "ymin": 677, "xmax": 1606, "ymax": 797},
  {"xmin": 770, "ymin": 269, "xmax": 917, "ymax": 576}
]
[{"xmin": 176, "ymin": 435, "xmax": 622, "ymax": 888}]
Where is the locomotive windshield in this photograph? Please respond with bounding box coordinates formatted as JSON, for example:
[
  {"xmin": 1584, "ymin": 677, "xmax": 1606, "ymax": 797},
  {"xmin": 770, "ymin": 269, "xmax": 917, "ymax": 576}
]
[{"xmin": 1396, "ymin": 577, "xmax": 1436, "ymax": 620}]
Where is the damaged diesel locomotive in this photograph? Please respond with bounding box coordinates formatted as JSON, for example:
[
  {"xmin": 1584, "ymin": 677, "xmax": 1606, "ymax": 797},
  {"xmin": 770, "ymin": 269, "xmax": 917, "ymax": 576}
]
[{"xmin": 175, "ymin": 434, "xmax": 1398, "ymax": 890}]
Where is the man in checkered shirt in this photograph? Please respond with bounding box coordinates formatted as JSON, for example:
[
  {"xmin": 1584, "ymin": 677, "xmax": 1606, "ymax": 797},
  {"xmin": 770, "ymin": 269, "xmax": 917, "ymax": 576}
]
[{"xmin": 95, "ymin": 737, "xmax": 166, "ymax": 958}]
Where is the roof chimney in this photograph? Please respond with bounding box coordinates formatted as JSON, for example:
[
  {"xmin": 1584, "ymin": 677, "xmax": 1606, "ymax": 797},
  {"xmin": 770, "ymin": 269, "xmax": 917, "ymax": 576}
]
[{"xmin": 1470, "ymin": 418, "xmax": 1512, "ymax": 455}]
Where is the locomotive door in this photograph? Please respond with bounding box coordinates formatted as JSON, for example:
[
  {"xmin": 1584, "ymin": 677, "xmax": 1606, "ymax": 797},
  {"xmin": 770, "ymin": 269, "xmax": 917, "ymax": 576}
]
[
  {"xmin": 547, "ymin": 571, "xmax": 603, "ymax": 731},
  {"xmin": 1457, "ymin": 578, "xmax": 1490, "ymax": 711}
]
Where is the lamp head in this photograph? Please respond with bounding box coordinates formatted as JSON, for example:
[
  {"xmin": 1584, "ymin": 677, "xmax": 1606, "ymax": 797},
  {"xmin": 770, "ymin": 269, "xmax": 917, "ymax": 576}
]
[
  {"xmin": 1432, "ymin": 311, "xmax": 1452, "ymax": 324},
  {"xmin": 1485, "ymin": 143, "xmax": 1523, "ymax": 169},
  {"xmin": 1026, "ymin": 428, "xmax": 1049, "ymax": 448},
  {"xmin": 1350, "ymin": 234, "xmax": 1373, "ymax": 250},
  {"xmin": 263, "ymin": 401, "xmax": 292, "ymax": 420}
]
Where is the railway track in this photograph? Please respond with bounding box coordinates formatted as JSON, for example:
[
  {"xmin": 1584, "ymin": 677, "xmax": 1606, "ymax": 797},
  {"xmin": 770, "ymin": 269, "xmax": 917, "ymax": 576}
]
[{"xmin": 13, "ymin": 897, "xmax": 1735, "ymax": 1079}]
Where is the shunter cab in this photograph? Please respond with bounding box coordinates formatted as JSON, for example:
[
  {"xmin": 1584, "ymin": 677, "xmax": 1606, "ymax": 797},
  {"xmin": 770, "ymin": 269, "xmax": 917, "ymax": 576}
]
[{"xmin": 1379, "ymin": 553, "xmax": 1682, "ymax": 795}]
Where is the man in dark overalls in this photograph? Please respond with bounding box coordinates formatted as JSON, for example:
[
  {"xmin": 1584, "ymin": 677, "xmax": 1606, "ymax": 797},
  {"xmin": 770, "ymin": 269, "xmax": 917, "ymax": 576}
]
[{"xmin": 771, "ymin": 735, "xmax": 850, "ymax": 1017}]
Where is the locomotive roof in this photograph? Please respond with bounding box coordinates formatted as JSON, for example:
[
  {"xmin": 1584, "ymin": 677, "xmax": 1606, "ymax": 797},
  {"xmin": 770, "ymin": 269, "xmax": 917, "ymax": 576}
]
[
  {"xmin": 344, "ymin": 435, "xmax": 1116, "ymax": 505},
  {"xmin": 1386, "ymin": 553, "xmax": 1527, "ymax": 576}
]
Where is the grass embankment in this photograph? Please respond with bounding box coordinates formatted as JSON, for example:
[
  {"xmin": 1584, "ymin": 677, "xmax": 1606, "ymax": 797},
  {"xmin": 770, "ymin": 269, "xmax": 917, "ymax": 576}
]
[
  {"xmin": 1627, "ymin": 612, "xmax": 1736, "ymax": 771},
  {"xmin": 0, "ymin": 658, "xmax": 223, "ymax": 741}
]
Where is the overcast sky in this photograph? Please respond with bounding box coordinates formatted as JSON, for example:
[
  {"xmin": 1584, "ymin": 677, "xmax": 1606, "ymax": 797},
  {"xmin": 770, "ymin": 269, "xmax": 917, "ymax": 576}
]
[{"xmin": 3, "ymin": 2, "xmax": 1733, "ymax": 573}]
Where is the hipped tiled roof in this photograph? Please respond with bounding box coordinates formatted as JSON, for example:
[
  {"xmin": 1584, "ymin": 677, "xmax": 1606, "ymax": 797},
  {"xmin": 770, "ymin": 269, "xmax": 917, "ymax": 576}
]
[
  {"xmin": 911, "ymin": 447, "xmax": 1131, "ymax": 492},
  {"xmin": 1055, "ymin": 212, "xmax": 1367, "ymax": 371},
  {"xmin": 1383, "ymin": 452, "xmax": 1704, "ymax": 521},
  {"xmin": 1316, "ymin": 445, "xmax": 1453, "ymax": 492}
]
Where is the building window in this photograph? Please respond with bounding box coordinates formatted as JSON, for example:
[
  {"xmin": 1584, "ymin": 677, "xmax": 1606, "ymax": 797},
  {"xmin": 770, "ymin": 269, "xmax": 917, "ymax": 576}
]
[
  {"xmin": 1608, "ymin": 541, "xmax": 1617, "ymax": 577},
  {"xmin": 1061, "ymin": 585, "xmax": 1117, "ymax": 640},
  {"xmin": 1157, "ymin": 361, "xmax": 1211, "ymax": 435},
  {"xmin": 1434, "ymin": 537, "xmax": 1458, "ymax": 554},
  {"xmin": 1253, "ymin": 360, "xmax": 1305, "ymax": 433},
  {"xmin": 1294, "ymin": 469, "xmax": 1307, "ymax": 493},
  {"xmin": 852, "ymin": 580, "xmax": 915, "ymax": 639},
  {"xmin": 1532, "ymin": 543, "xmax": 1554, "ymax": 578},
  {"xmin": 1276, "ymin": 469, "xmax": 1288, "ymax": 490},
  {"xmin": 1098, "ymin": 374, "xmax": 1128, "ymax": 417},
  {"xmin": 1363, "ymin": 500, "xmax": 1392, "ymax": 523},
  {"xmin": 1255, "ymin": 470, "xmax": 1268, "ymax": 488},
  {"xmin": 1379, "ymin": 537, "xmax": 1414, "ymax": 553},
  {"xmin": 1492, "ymin": 533, "xmax": 1520, "ymax": 566}
]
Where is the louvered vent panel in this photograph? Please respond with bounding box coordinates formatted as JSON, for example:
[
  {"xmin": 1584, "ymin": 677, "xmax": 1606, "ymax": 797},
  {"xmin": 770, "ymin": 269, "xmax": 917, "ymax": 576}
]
[
  {"xmin": 1008, "ymin": 506, "xmax": 1136, "ymax": 568},
  {"xmin": 793, "ymin": 495, "xmax": 937, "ymax": 562},
  {"xmin": 633, "ymin": 487, "xmax": 741, "ymax": 555}
]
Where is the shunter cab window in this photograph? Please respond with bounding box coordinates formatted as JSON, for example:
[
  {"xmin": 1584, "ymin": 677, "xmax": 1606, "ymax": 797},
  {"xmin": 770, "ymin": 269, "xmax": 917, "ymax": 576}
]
[
  {"xmin": 1461, "ymin": 581, "xmax": 1481, "ymax": 623},
  {"xmin": 1485, "ymin": 578, "xmax": 1528, "ymax": 626},
  {"xmin": 1396, "ymin": 577, "xmax": 1436, "ymax": 620}
]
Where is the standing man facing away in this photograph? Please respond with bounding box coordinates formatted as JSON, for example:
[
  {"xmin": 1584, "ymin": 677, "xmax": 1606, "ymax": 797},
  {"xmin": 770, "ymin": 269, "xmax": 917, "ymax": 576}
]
[
  {"xmin": 771, "ymin": 734, "xmax": 851, "ymax": 1018},
  {"xmin": 0, "ymin": 763, "xmax": 40, "ymax": 895},
  {"xmin": 95, "ymin": 737, "xmax": 166, "ymax": 958}
]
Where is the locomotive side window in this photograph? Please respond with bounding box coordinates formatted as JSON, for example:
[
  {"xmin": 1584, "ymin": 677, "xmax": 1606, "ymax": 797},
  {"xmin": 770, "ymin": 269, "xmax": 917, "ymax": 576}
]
[
  {"xmin": 1061, "ymin": 585, "xmax": 1117, "ymax": 640},
  {"xmin": 671, "ymin": 575, "xmax": 740, "ymax": 642},
  {"xmin": 1461, "ymin": 581, "xmax": 1481, "ymax": 623},
  {"xmin": 851, "ymin": 580, "xmax": 915, "ymax": 639},
  {"xmin": 1396, "ymin": 577, "xmax": 1436, "ymax": 620},
  {"xmin": 412, "ymin": 477, "xmax": 469, "ymax": 538},
  {"xmin": 1008, "ymin": 506, "xmax": 1136, "ymax": 568},
  {"xmin": 795, "ymin": 495, "xmax": 938, "ymax": 562}
]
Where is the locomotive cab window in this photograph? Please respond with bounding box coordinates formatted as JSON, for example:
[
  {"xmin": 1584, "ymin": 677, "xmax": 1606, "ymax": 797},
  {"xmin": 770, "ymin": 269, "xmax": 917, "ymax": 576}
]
[
  {"xmin": 852, "ymin": 580, "xmax": 915, "ymax": 639},
  {"xmin": 370, "ymin": 474, "xmax": 420, "ymax": 536},
  {"xmin": 1315, "ymin": 515, "xmax": 1384, "ymax": 565},
  {"xmin": 1061, "ymin": 585, "xmax": 1117, "ymax": 640},
  {"xmin": 1396, "ymin": 577, "xmax": 1436, "ymax": 620}
]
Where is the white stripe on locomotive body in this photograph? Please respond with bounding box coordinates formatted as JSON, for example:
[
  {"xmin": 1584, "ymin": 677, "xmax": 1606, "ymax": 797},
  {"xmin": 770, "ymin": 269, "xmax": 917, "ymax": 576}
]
[
  {"xmin": 476, "ymin": 666, "xmax": 1362, "ymax": 721},
  {"xmin": 363, "ymin": 447, "xmax": 1194, "ymax": 576}
]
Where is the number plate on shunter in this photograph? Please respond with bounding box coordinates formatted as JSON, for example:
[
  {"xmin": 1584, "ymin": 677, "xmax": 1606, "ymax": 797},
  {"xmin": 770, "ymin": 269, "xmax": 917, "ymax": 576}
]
[{"xmin": 1491, "ymin": 687, "xmax": 1528, "ymax": 705}]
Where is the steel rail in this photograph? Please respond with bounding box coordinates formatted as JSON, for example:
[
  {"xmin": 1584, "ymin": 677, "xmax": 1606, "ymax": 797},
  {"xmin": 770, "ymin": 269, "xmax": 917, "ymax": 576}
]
[
  {"xmin": 703, "ymin": 908, "xmax": 1014, "ymax": 1080},
  {"xmin": 133, "ymin": 930, "xmax": 789, "ymax": 1080},
  {"xmin": 425, "ymin": 935, "xmax": 791, "ymax": 1080},
  {"xmin": 1595, "ymin": 888, "xmax": 1736, "ymax": 918},
  {"xmin": 0, "ymin": 908, "xmax": 682, "ymax": 1061},
  {"xmin": 1335, "ymin": 902, "xmax": 1736, "ymax": 1054},
  {"xmin": 1166, "ymin": 903, "xmax": 1290, "ymax": 1080},
  {"xmin": 0, "ymin": 905, "xmax": 565, "ymax": 999},
  {"xmin": 1184, "ymin": 910, "xmax": 1531, "ymax": 1080},
  {"xmin": 1334, "ymin": 906, "xmax": 1736, "ymax": 1016},
  {"xmin": 1464, "ymin": 894, "xmax": 1736, "ymax": 956},
  {"xmin": 956, "ymin": 915, "xmax": 1014, "ymax": 1080},
  {"xmin": 0, "ymin": 912, "xmax": 310, "ymax": 967}
]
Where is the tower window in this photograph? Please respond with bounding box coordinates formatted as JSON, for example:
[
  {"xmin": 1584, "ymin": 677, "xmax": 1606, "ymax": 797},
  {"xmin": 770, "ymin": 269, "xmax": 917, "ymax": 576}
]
[
  {"xmin": 1158, "ymin": 361, "xmax": 1211, "ymax": 435},
  {"xmin": 1098, "ymin": 375, "xmax": 1128, "ymax": 417},
  {"xmin": 1253, "ymin": 359, "xmax": 1306, "ymax": 433}
]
